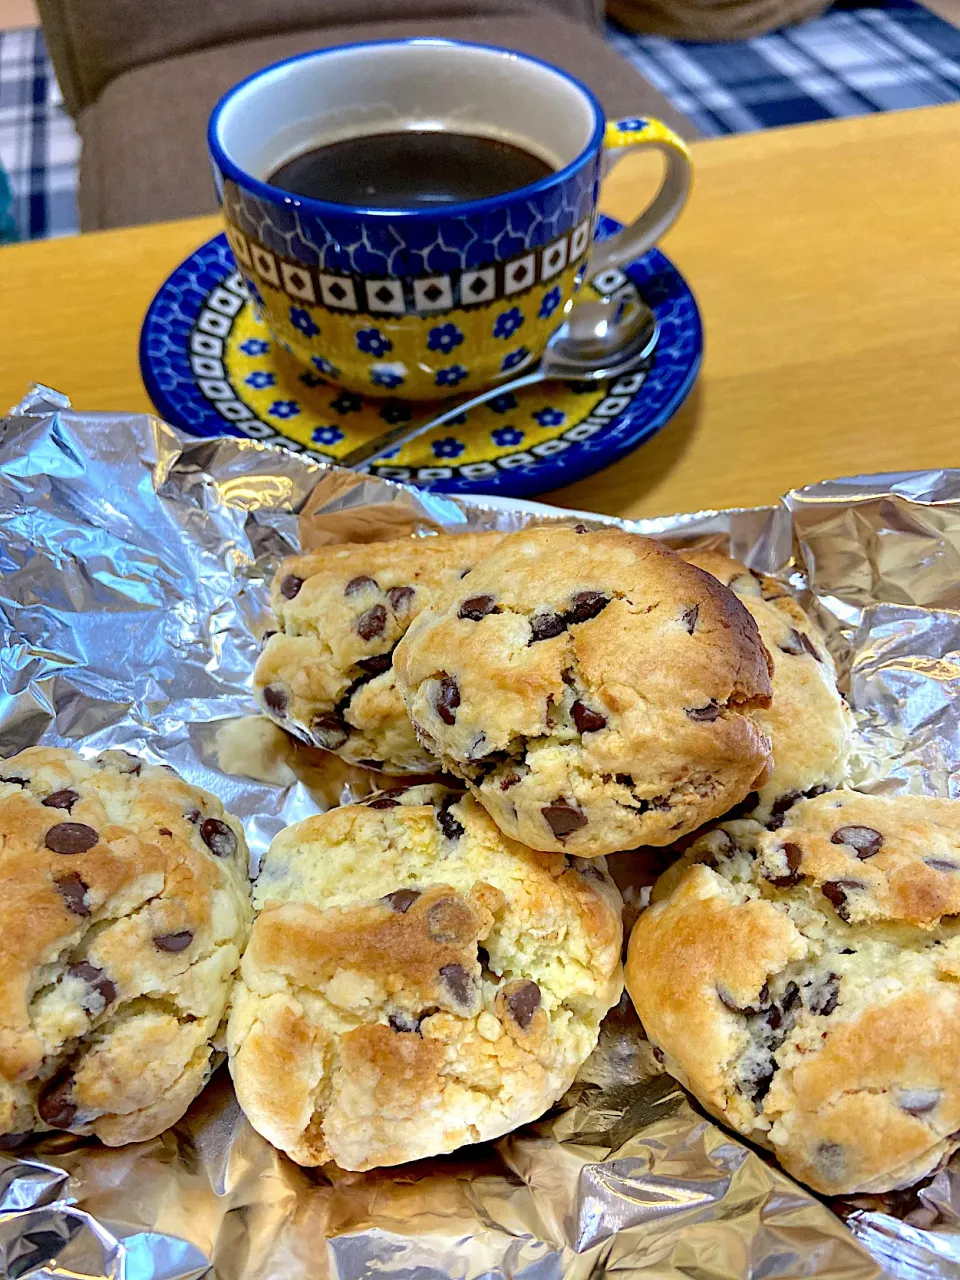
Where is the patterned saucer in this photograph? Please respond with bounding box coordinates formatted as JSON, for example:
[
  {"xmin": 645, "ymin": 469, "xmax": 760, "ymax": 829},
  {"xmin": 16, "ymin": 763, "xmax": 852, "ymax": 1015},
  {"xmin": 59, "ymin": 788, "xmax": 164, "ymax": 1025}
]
[{"xmin": 139, "ymin": 215, "xmax": 701, "ymax": 498}]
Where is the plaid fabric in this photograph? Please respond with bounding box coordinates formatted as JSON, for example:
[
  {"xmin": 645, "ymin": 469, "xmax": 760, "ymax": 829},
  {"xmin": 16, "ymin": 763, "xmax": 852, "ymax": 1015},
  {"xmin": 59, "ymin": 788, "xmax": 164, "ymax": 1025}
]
[
  {"xmin": 607, "ymin": 0, "xmax": 960, "ymax": 135},
  {"xmin": 1, "ymin": 5, "xmax": 960, "ymax": 236},
  {"xmin": 0, "ymin": 27, "xmax": 78, "ymax": 240}
]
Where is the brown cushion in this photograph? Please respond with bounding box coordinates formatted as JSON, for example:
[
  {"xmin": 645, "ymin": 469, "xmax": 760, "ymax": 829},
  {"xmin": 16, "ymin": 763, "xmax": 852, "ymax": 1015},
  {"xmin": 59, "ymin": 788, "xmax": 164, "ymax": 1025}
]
[
  {"xmin": 78, "ymin": 14, "xmax": 696, "ymax": 231},
  {"xmin": 40, "ymin": 0, "xmax": 605, "ymax": 116}
]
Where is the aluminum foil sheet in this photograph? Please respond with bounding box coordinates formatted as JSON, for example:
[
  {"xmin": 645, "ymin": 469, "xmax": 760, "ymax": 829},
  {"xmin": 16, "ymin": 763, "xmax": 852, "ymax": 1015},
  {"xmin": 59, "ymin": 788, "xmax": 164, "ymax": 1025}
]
[{"xmin": 3, "ymin": 387, "xmax": 960, "ymax": 1280}]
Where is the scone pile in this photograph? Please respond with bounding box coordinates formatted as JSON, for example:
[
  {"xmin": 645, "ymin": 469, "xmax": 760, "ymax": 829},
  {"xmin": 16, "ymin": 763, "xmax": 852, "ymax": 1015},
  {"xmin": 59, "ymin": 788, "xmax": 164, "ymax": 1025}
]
[{"xmin": 12, "ymin": 520, "xmax": 952, "ymax": 1202}]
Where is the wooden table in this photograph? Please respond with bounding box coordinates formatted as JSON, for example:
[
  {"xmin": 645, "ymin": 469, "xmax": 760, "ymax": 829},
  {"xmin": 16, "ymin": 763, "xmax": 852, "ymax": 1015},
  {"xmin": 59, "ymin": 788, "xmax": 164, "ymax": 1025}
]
[{"xmin": 2, "ymin": 104, "xmax": 959, "ymax": 520}]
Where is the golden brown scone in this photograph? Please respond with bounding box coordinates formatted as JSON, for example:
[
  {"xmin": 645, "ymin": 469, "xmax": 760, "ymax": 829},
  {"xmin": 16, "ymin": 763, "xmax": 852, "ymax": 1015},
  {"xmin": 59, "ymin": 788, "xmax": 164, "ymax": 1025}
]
[
  {"xmin": 626, "ymin": 790, "xmax": 960, "ymax": 1195},
  {"xmin": 227, "ymin": 783, "xmax": 623, "ymax": 1170},
  {"xmin": 392, "ymin": 526, "xmax": 774, "ymax": 856},
  {"xmin": 0, "ymin": 747, "xmax": 252, "ymax": 1147},
  {"xmin": 254, "ymin": 531, "xmax": 504, "ymax": 773},
  {"xmin": 682, "ymin": 550, "xmax": 854, "ymax": 822}
]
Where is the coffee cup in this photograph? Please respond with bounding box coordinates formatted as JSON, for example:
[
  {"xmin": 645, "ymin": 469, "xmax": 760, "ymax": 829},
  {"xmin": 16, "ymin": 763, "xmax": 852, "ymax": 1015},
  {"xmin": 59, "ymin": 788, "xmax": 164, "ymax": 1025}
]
[{"xmin": 208, "ymin": 38, "xmax": 691, "ymax": 401}]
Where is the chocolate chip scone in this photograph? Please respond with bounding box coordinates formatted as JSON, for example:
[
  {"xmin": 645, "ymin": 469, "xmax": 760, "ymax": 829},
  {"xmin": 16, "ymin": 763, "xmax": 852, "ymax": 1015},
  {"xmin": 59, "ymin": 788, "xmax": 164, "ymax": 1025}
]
[
  {"xmin": 392, "ymin": 527, "xmax": 774, "ymax": 857},
  {"xmin": 254, "ymin": 531, "xmax": 503, "ymax": 774},
  {"xmin": 0, "ymin": 746, "xmax": 252, "ymax": 1147},
  {"xmin": 683, "ymin": 550, "xmax": 854, "ymax": 823},
  {"xmin": 226, "ymin": 783, "xmax": 622, "ymax": 1169},
  {"xmin": 625, "ymin": 789, "xmax": 960, "ymax": 1195}
]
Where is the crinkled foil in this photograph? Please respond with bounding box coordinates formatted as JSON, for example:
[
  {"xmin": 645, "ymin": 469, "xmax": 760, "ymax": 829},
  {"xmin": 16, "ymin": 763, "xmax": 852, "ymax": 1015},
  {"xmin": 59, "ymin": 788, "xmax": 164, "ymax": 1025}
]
[{"xmin": 3, "ymin": 388, "xmax": 960, "ymax": 1280}]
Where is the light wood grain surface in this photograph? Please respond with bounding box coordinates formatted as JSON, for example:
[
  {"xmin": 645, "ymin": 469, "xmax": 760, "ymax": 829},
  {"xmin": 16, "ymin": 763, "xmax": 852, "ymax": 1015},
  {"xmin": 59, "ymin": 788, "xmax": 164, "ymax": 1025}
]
[{"xmin": 2, "ymin": 103, "xmax": 960, "ymax": 520}]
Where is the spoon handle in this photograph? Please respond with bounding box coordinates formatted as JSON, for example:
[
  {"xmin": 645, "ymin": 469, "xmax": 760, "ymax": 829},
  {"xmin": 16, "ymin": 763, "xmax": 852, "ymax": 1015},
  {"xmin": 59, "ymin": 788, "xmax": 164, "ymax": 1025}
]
[{"xmin": 340, "ymin": 368, "xmax": 546, "ymax": 472}]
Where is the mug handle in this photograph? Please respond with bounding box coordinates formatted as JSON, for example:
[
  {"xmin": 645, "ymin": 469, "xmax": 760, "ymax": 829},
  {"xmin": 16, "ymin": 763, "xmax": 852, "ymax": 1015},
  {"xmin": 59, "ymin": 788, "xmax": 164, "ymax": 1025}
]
[{"xmin": 586, "ymin": 117, "xmax": 692, "ymax": 280}]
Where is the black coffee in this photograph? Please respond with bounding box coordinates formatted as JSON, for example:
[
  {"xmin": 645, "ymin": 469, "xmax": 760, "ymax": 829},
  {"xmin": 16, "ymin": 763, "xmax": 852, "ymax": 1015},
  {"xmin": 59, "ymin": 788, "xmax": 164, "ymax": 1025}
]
[{"xmin": 267, "ymin": 130, "xmax": 554, "ymax": 207}]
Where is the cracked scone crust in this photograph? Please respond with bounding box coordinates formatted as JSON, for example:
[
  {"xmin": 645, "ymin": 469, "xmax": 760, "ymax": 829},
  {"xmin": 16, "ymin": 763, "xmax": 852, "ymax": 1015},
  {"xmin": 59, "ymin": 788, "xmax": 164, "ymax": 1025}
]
[
  {"xmin": 226, "ymin": 784, "xmax": 623, "ymax": 1170},
  {"xmin": 392, "ymin": 527, "xmax": 774, "ymax": 856},
  {"xmin": 625, "ymin": 790, "xmax": 960, "ymax": 1195},
  {"xmin": 254, "ymin": 531, "xmax": 504, "ymax": 773},
  {"xmin": 0, "ymin": 747, "xmax": 252, "ymax": 1147},
  {"xmin": 683, "ymin": 550, "xmax": 854, "ymax": 822}
]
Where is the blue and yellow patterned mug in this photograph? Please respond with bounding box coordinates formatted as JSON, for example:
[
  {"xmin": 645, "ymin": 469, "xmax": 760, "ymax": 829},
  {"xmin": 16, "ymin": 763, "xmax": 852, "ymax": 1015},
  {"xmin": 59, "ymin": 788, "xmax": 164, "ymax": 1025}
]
[{"xmin": 208, "ymin": 39, "xmax": 691, "ymax": 401}]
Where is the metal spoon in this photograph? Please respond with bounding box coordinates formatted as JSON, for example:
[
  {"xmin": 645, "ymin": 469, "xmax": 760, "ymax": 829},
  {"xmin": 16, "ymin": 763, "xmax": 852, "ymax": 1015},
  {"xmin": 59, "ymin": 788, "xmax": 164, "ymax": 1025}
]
[{"xmin": 339, "ymin": 295, "xmax": 659, "ymax": 472}]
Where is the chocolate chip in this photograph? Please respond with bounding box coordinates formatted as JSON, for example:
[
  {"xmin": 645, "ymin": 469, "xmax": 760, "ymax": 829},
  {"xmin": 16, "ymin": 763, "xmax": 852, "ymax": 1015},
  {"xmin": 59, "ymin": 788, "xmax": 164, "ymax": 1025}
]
[
  {"xmin": 766, "ymin": 841, "xmax": 804, "ymax": 888},
  {"xmin": 185, "ymin": 808, "xmax": 201, "ymax": 824},
  {"xmin": 505, "ymin": 980, "xmax": 541, "ymax": 1029},
  {"xmin": 439, "ymin": 962, "xmax": 474, "ymax": 1008},
  {"xmin": 0, "ymin": 775, "xmax": 28, "ymax": 787},
  {"xmin": 898, "ymin": 1088, "xmax": 941, "ymax": 1115},
  {"xmin": 357, "ymin": 604, "xmax": 387, "ymax": 641},
  {"xmin": 682, "ymin": 604, "xmax": 699, "ymax": 634},
  {"xmin": 426, "ymin": 898, "xmax": 473, "ymax": 944},
  {"xmin": 459, "ymin": 595, "xmax": 497, "ymax": 621},
  {"xmin": 767, "ymin": 791, "xmax": 801, "ymax": 830},
  {"xmin": 387, "ymin": 585, "xmax": 414, "ymax": 612},
  {"xmin": 436, "ymin": 676, "xmax": 460, "ymax": 725},
  {"xmin": 821, "ymin": 879, "xmax": 862, "ymax": 922},
  {"xmin": 388, "ymin": 1011, "xmax": 420, "ymax": 1034},
  {"xmin": 96, "ymin": 750, "xmax": 142, "ymax": 775},
  {"xmin": 686, "ymin": 701, "xmax": 720, "ymax": 722},
  {"xmin": 367, "ymin": 793, "xmax": 400, "ymax": 810},
  {"xmin": 42, "ymin": 789, "xmax": 79, "ymax": 811},
  {"xmin": 500, "ymin": 773, "xmax": 521, "ymax": 791},
  {"xmin": 781, "ymin": 981, "xmax": 801, "ymax": 1013},
  {"xmin": 831, "ymin": 825, "xmax": 884, "ymax": 859},
  {"xmin": 778, "ymin": 629, "xmax": 805, "ymax": 656},
  {"xmin": 530, "ymin": 612, "xmax": 565, "ymax": 643},
  {"xmin": 382, "ymin": 888, "xmax": 420, "ymax": 912},
  {"xmin": 201, "ymin": 817, "xmax": 237, "ymax": 858},
  {"xmin": 926, "ymin": 858, "xmax": 960, "ymax": 873},
  {"xmin": 437, "ymin": 796, "xmax": 465, "ymax": 840},
  {"xmin": 749, "ymin": 1061, "xmax": 777, "ymax": 1106},
  {"xmin": 158, "ymin": 827, "xmax": 172, "ymax": 836},
  {"xmin": 572, "ymin": 701, "xmax": 606, "ymax": 733},
  {"xmin": 280, "ymin": 574, "xmax": 303, "ymax": 599},
  {"xmin": 800, "ymin": 632, "xmax": 822, "ymax": 662},
  {"xmin": 357, "ymin": 654, "xmax": 392, "ymax": 676},
  {"xmin": 567, "ymin": 591, "xmax": 609, "ymax": 624},
  {"xmin": 809, "ymin": 972, "xmax": 840, "ymax": 1016},
  {"xmin": 725, "ymin": 791, "xmax": 760, "ymax": 820},
  {"xmin": 312, "ymin": 713, "xmax": 349, "ymax": 750},
  {"xmin": 68, "ymin": 961, "xmax": 117, "ymax": 1011},
  {"xmin": 45, "ymin": 822, "xmax": 98, "ymax": 855},
  {"xmin": 816, "ymin": 1141, "xmax": 846, "ymax": 1181},
  {"xmin": 55, "ymin": 872, "xmax": 90, "ymax": 916},
  {"xmin": 345, "ymin": 575, "xmax": 377, "ymax": 595},
  {"xmin": 37, "ymin": 1072, "xmax": 77, "ymax": 1129},
  {"xmin": 574, "ymin": 524, "xmax": 588, "ymax": 533},
  {"xmin": 719, "ymin": 982, "xmax": 769, "ymax": 1015},
  {"xmin": 263, "ymin": 685, "xmax": 289, "ymax": 715},
  {"xmin": 542, "ymin": 800, "xmax": 587, "ymax": 840},
  {"xmin": 154, "ymin": 930, "xmax": 193, "ymax": 953}
]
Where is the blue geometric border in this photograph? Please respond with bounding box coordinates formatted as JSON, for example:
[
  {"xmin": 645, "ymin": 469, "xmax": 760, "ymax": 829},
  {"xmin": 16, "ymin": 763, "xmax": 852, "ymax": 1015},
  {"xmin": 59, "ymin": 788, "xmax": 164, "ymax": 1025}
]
[{"xmin": 139, "ymin": 215, "xmax": 702, "ymax": 499}]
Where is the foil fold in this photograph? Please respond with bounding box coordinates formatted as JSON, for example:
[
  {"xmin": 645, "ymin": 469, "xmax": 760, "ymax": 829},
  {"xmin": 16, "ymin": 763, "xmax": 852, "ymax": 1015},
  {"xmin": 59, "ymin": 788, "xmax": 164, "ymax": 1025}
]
[{"xmin": 2, "ymin": 386, "xmax": 960, "ymax": 1278}]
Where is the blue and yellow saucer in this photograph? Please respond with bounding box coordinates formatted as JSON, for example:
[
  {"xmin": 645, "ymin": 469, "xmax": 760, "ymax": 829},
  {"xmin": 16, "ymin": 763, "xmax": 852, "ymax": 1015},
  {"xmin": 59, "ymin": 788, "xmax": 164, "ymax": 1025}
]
[{"xmin": 139, "ymin": 216, "xmax": 701, "ymax": 499}]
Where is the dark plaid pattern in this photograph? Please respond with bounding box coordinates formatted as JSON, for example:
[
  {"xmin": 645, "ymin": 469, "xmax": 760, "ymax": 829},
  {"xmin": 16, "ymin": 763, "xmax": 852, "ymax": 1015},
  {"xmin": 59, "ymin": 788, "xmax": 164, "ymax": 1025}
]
[
  {"xmin": 2, "ymin": 6, "xmax": 960, "ymax": 236},
  {"xmin": 606, "ymin": 0, "xmax": 960, "ymax": 135},
  {"xmin": 0, "ymin": 27, "xmax": 78, "ymax": 239}
]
